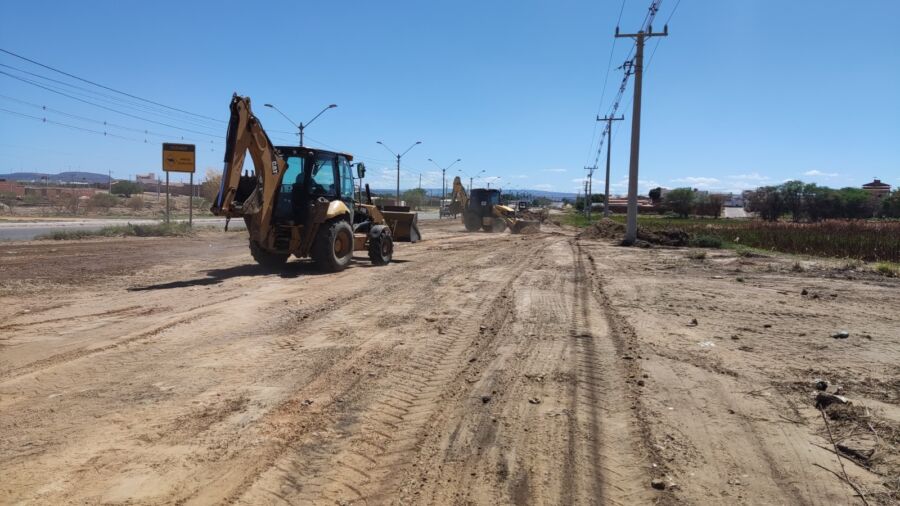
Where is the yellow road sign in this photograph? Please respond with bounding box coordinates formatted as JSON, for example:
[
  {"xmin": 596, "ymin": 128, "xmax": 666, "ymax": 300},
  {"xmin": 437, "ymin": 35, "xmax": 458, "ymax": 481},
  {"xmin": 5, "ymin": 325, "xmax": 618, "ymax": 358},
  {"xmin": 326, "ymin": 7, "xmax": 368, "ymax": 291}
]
[{"xmin": 162, "ymin": 143, "xmax": 196, "ymax": 173}]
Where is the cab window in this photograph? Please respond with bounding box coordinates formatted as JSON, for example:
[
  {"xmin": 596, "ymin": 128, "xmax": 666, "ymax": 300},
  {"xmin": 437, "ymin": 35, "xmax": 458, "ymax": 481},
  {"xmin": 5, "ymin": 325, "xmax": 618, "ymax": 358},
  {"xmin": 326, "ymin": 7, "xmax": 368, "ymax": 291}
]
[
  {"xmin": 338, "ymin": 156, "xmax": 354, "ymax": 201},
  {"xmin": 275, "ymin": 156, "xmax": 304, "ymax": 219},
  {"xmin": 310, "ymin": 155, "xmax": 336, "ymax": 196}
]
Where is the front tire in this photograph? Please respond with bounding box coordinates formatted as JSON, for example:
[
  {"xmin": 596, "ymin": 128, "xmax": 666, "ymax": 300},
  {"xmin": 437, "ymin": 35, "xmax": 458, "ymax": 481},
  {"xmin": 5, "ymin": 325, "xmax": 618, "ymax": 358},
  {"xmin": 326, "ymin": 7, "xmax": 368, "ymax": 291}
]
[
  {"xmin": 313, "ymin": 220, "xmax": 354, "ymax": 272},
  {"xmin": 463, "ymin": 211, "xmax": 481, "ymax": 232},
  {"xmin": 249, "ymin": 240, "xmax": 289, "ymax": 270},
  {"xmin": 368, "ymin": 227, "xmax": 394, "ymax": 265}
]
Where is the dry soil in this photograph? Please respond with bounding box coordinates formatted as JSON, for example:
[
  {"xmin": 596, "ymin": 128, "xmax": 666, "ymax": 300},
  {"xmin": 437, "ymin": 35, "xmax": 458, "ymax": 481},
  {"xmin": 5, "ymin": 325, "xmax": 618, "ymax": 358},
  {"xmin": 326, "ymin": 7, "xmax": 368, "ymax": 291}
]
[{"xmin": 1, "ymin": 219, "xmax": 897, "ymax": 505}]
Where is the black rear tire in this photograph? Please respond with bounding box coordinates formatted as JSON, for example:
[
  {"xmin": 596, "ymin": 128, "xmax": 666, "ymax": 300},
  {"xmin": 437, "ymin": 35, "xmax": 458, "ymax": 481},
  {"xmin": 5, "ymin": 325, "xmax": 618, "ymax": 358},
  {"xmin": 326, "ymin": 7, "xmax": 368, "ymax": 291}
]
[
  {"xmin": 249, "ymin": 240, "xmax": 289, "ymax": 270},
  {"xmin": 368, "ymin": 228, "xmax": 394, "ymax": 265},
  {"xmin": 463, "ymin": 212, "xmax": 481, "ymax": 232},
  {"xmin": 313, "ymin": 220, "xmax": 354, "ymax": 272}
]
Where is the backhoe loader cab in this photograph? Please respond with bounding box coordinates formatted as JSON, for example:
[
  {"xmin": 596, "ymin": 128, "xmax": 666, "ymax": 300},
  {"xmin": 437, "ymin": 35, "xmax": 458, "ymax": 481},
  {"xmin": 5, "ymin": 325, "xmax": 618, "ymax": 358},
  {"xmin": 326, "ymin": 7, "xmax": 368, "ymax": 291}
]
[{"xmin": 211, "ymin": 94, "xmax": 420, "ymax": 272}]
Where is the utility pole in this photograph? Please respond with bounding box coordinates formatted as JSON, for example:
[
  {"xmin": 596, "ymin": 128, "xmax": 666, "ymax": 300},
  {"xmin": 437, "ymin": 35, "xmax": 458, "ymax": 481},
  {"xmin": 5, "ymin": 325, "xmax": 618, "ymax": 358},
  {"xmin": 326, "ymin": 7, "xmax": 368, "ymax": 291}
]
[
  {"xmin": 616, "ymin": 23, "xmax": 667, "ymax": 244},
  {"xmin": 428, "ymin": 158, "xmax": 461, "ymax": 219},
  {"xmin": 583, "ymin": 166, "xmax": 595, "ymax": 219},
  {"xmin": 596, "ymin": 114, "xmax": 625, "ymax": 218}
]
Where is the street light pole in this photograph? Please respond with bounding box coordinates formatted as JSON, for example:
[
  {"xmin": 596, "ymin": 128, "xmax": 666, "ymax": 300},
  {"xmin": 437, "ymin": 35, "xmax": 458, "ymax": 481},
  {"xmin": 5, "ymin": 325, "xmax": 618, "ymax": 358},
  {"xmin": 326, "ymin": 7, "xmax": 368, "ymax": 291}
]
[
  {"xmin": 264, "ymin": 103, "xmax": 337, "ymax": 147},
  {"xmin": 459, "ymin": 169, "xmax": 484, "ymax": 194},
  {"xmin": 428, "ymin": 158, "xmax": 461, "ymax": 219},
  {"xmin": 378, "ymin": 141, "xmax": 422, "ymax": 205}
]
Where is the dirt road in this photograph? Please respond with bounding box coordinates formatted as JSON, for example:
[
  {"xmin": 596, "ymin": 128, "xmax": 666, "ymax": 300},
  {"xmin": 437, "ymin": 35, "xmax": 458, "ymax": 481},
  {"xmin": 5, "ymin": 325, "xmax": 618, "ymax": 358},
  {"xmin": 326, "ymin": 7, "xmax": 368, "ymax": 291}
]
[{"xmin": 1, "ymin": 220, "xmax": 897, "ymax": 504}]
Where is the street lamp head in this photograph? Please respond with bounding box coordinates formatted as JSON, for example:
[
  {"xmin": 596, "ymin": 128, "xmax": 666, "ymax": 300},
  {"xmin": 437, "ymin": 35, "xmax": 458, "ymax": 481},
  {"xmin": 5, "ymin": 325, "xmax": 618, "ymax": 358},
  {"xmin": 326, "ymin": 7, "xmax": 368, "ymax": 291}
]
[
  {"xmin": 328, "ymin": 104, "xmax": 337, "ymax": 108},
  {"xmin": 415, "ymin": 141, "xmax": 422, "ymax": 145},
  {"xmin": 427, "ymin": 158, "xmax": 434, "ymax": 162},
  {"xmin": 377, "ymin": 141, "xmax": 384, "ymax": 145},
  {"xmin": 455, "ymin": 158, "xmax": 461, "ymax": 162},
  {"xmin": 264, "ymin": 103, "xmax": 273, "ymax": 108}
]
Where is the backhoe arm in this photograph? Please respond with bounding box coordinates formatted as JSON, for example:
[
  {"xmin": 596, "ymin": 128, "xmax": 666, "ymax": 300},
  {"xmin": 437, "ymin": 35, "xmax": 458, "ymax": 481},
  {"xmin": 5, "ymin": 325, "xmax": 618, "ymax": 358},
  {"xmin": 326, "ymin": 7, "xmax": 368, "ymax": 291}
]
[
  {"xmin": 449, "ymin": 176, "xmax": 468, "ymax": 215},
  {"xmin": 211, "ymin": 94, "xmax": 286, "ymax": 244}
]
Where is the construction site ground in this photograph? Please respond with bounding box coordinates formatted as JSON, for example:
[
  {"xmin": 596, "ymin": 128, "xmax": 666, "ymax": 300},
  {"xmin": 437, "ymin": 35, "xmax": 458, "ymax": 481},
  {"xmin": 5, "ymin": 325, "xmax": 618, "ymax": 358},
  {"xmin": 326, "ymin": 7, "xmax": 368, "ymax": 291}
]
[{"xmin": 1, "ymin": 219, "xmax": 897, "ymax": 505}]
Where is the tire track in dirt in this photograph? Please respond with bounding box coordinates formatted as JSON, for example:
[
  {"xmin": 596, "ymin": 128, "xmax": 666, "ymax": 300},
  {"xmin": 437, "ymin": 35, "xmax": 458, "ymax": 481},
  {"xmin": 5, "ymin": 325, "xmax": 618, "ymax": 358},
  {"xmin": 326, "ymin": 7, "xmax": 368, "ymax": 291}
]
[{"xmin": 229, "ymin": 237, "xmax": 550, "ymax": 505}]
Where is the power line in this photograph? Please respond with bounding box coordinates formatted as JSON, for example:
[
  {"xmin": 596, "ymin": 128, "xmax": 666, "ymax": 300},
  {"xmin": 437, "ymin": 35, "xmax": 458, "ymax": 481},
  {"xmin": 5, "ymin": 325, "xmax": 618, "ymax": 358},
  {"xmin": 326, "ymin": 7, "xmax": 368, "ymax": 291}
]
[
  {"xmin": 0, "ymin": 70, "xmax": 227, "ymax": 139},
  {"xmin": 0, "ymin": 106, "xmax": 143, "ymax": 143},
  {"xmin": 586, "ymin": 0, "xmax": 628, "ymax": 166},
  {"xmin": 0, "ymin": 62, "xmax": 226, "ymax": 131},
  {"xmin": 0, "ymin": 93, "xmax": 218, "ymax": 146},
  {"xmin": 589, "ymin": 0, "xmax": 665, "ymax": 170},
  {"xmin": 0, "ymin": 47, "xmax": 224, "ymax": 123}
]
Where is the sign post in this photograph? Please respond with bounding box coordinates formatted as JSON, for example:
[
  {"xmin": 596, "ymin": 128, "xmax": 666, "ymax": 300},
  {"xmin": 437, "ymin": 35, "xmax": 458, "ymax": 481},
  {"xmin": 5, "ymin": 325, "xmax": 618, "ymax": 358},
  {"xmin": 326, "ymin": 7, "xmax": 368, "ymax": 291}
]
[{"xmin": 162, "ymin": 143, "xmax": 196, "ymax": 226}]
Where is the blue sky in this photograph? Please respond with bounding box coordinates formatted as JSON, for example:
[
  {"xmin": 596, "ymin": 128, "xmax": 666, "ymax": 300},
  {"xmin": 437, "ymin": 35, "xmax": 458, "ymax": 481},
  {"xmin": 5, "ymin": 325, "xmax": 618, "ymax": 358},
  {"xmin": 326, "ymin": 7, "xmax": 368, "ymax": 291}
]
[{"xmin": 1, "ymin": 0, "xmax": 897, "ymax": 195}]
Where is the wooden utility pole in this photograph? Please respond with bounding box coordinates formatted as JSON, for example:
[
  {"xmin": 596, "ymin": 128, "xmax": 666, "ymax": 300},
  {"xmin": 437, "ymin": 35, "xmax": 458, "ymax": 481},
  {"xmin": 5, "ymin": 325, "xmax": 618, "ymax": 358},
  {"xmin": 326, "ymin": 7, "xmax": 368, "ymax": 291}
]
[
  {"xmin": 596, "ymin": 115, "xmax": 624, "ymax": 218},
  {"xmin": 616, "ymin": 24, "xmax": 667, "ymax": 244}
]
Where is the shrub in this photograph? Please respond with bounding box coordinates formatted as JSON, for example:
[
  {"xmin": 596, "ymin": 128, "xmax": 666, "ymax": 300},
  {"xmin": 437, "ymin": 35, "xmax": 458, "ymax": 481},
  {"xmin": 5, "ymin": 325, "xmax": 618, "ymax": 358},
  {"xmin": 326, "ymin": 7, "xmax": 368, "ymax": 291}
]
[
  {"xmin": 689, "ymin": 235, "xmax": 723, "ymax": 248},
  {"xmin": 110, "ymin": 180, "xmax": 142, "ymax": 197},
  {"xmin": 126, "ymin": 196, "xmax": 145, "ymax": 211},
  {"xmin": 875, "ymin": 263, "xmax": 899, "ymax": 277},
  {"xmin": 663, "ymin": 188, "xmax": 695, "ymax": 218},
  {"xmin": 687, "ymin": 249, "xmax": 707, "ymax": 260},
  {"xmin": 86, "ymin": 192, "xmax": 119, "ymax": 211}
]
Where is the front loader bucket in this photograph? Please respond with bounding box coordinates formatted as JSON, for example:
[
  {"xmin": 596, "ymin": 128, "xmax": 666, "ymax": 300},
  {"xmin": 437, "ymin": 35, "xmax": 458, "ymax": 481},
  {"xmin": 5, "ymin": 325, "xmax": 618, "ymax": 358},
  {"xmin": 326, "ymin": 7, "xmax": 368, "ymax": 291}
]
[
  {"xmin": 509, "ymin": 219, "xmax": 541, "ymax": 234},
  {"xmin": 382, "ymin": 210, "xmax": 421, "ymax": 242}
]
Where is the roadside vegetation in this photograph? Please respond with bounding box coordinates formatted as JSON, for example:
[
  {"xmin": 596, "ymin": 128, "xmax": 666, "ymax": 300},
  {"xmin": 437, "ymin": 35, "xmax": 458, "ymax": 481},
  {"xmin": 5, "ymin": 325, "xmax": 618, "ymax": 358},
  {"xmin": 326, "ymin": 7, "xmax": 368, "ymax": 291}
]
[{"xmin": 37, "ymin": 222, "xmax": 194, "ymax": 240}]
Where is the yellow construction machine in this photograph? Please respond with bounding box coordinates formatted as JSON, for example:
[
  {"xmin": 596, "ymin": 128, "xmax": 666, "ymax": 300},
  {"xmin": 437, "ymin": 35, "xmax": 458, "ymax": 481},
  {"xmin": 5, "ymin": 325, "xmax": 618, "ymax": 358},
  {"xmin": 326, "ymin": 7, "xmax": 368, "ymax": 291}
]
[
  {"xmin": 449, "ymin": 176, "xmax": 540, "ymax": 234},
  {"xmin": 211, "ymin": 94, "xmax": 420, "ymax": 271}
]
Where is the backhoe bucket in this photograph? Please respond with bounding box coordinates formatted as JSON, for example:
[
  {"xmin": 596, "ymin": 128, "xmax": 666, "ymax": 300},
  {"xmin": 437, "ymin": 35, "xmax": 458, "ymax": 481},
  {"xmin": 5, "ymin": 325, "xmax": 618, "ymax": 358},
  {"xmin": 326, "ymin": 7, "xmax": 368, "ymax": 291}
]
[
  {"xmin": 509, "ymin": 219, "xmax": 541, "ymax": 234},
  {"xmin": 382, "ymin": 210, "xmax": 421, "ymax": 242}
]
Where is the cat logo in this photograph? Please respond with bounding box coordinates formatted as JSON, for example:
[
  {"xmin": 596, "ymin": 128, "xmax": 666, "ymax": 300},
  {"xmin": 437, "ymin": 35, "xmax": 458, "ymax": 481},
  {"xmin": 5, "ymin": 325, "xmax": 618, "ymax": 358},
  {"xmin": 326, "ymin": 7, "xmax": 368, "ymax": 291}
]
[{"xmin": 271, "ymin": 160, "xmax": 279, "ymax": 176}]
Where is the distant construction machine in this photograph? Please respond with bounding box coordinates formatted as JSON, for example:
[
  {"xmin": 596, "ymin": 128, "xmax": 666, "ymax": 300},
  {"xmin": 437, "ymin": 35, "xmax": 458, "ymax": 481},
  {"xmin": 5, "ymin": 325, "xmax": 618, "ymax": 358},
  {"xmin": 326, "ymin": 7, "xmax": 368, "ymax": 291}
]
[
  {"xmin": 211, "ymin": 94, "xmax": 420, "ymax": 272},
  {"xmin": 449, "ymin": 176, "xmax": 540, "ymax": 234}
]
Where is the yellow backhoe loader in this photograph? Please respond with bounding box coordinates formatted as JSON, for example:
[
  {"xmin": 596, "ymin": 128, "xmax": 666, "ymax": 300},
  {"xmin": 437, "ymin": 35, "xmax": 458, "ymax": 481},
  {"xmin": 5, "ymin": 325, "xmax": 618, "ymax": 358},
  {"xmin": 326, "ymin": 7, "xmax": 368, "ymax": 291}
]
[
  {"xmin": 211, "ymin": 94, "xmax": 420, "ymax": 271},
  {"xmin": 449, "ymin": 176, "xmax": 540, "ymax": 234}
]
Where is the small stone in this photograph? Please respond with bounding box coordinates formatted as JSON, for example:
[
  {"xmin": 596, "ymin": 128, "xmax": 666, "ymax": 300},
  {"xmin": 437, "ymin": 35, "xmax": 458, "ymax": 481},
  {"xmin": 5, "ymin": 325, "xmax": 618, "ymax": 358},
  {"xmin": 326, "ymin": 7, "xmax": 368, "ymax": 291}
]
[
  {"xmin": 481, "ymin": 396, "xmax": 492, "ymax": 404},
  {"xmin": 528, "ymin": 397, "xmax": 541, "ymax": 405},
  {"xmin": 831, "ymin": 330, "xmax": 850, "ymax": 339},
  {"xmin": 814, "ymin": 380, "xmax": 828, "ymax": 391},
  {"xmin": 300, "ymin": 399, "xmax": 313, "ymax": 407},
  {"xmin": 730, "ymin": 335, "xmax": 740, "ymax": 340},
  {"xmin": 637, "ymin": 380, "xmax": 645, "ymax": 387},
  {"xmin": 801, "ymin": 288, "xmax": 808, "ymax": 296},
  {"xmin": 650, "ymin": 479, "xmax": 666, "ymax": 490},
  {"xmin": 763, "ymin": 324, "xmax": 772, "ymax": 328},
  {"xmin": 642, "ymin": 373, "xmax": 649, "ymax": 378},
  {"xmin": 688, "ymin": 318, "xmax": 698, "ymax": 327}
]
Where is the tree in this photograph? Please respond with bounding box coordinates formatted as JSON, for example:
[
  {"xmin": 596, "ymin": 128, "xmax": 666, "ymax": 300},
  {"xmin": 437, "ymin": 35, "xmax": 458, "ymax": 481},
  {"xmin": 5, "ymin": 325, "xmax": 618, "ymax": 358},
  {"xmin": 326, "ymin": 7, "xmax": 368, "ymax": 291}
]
[
  {"xmin": 110, "ymin": 180, "xmax": 142, "ymax": 197},
  {"xmin": 201, "ymin": 168, "xmax": 222, "ymax": 203},
  {"xmin": 574, "ymin": 193, "xmax": 605, "ymax": 211},
  {"xmin": 780, "ymin": 180, "xmax": 805, "ymax": 221},
  {"xmin": 880, "ymin": 190, "xmax": 900, "ymax": 219},
  {"xmin": 648, "ymin": 187, "xmax": 663, "ymax": 204},
  {"xmin": 663, "ymin": 187, "xmax": 695, "ymax": 218},
  {"xmin": 401, "ymin": 188, "xmax": 427, "ymax": 210},
  {"xmin": 837, "ymin": 187, "xmax": 877, "ymax": 219},
  {"xmin": 747, "ymin": 186, "xmax": 784, "ymax": 221}
]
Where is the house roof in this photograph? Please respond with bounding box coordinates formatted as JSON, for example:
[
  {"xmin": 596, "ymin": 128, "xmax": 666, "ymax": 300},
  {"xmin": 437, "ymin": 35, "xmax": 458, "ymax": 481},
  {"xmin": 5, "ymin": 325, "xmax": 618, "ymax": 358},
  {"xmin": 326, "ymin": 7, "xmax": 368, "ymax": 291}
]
[{"xmin": 862, "ymin": 179, "xmax": 891, "ymax": 188}]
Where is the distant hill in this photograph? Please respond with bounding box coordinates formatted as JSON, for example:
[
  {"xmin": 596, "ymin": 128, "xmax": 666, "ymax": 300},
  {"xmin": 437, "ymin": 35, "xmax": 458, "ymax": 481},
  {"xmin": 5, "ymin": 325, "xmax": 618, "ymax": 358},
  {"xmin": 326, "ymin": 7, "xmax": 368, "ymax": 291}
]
[{"xmin": 0, "ymin": 171, "xmax": 112, "ymax": 184}]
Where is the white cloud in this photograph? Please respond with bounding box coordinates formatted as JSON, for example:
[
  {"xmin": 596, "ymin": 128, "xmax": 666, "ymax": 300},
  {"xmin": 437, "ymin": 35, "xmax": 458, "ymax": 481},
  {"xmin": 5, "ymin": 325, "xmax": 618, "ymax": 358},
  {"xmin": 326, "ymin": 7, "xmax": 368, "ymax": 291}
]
[
  {"xmin": 532, "ymin": 184, "xmax": 554, "ymax": 190},
  {"xmin": 728, "ymin": 172, "xmax": 769, "ymax": 181},
  {"xmin": 672, "ymin": 176, "xmax": 720, "ymax": 185},
  {"xmin": 542, "ymin": 168, "xmax": 567, "ymax": 173},
  {"xmin": 803, "ymin": 170, "xmax": 838, "ymax": 177}
]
